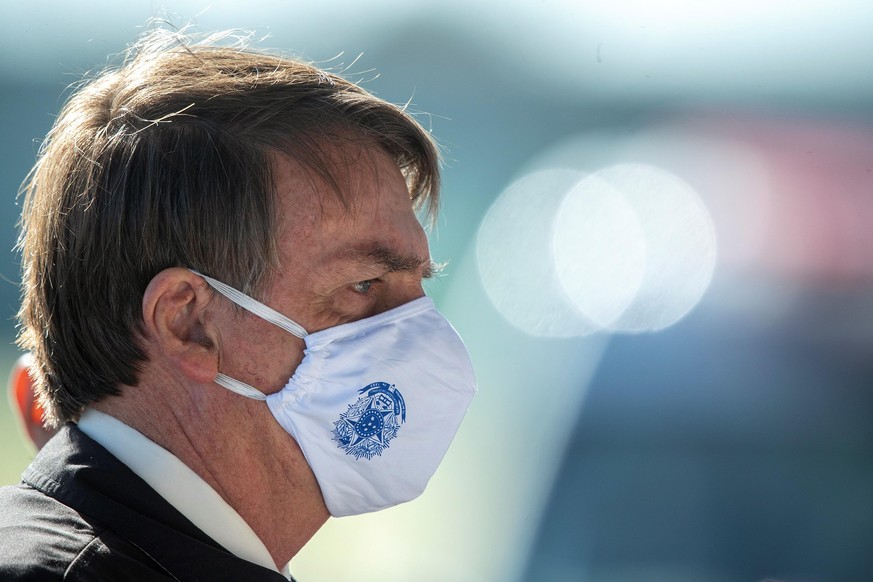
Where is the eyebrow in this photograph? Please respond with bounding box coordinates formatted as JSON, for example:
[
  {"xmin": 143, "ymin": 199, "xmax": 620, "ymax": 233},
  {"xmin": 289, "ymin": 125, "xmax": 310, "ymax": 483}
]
[{"xmin": 340, "ymin": 244, "xmax": 440, "ymax": 278}]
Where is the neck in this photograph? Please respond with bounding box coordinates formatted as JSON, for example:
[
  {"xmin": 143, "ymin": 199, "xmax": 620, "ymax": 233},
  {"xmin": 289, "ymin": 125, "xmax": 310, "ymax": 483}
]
[{"xmin": 94, "ymin": 367, "xmax": 329, "ymax": 567}]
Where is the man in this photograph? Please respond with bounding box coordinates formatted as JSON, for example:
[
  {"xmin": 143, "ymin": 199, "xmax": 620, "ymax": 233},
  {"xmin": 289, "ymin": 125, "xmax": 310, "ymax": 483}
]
[{"xmin": 0, "ymin": 28, "xmax": 476, "ymax": 581}]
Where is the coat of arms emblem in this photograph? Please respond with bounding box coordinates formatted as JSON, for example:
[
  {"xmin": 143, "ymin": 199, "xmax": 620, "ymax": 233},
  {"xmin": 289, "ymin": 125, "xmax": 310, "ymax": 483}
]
[{"xmin": 332, "ymin": 382, "xmax": 406, "ymax": 460}]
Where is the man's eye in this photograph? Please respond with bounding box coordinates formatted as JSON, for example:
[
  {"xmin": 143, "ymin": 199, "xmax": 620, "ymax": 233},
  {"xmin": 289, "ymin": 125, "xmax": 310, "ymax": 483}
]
[{"xmin": 352, "ymin": 280, "xmax": 374, "ymax": 294}]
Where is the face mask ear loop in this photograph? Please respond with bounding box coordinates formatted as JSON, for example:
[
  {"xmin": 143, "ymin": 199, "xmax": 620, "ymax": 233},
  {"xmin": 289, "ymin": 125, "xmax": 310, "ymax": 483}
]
[
  {"xmin": 189, "ymin": 269, "xmax": 308, "ymax": 339},
  {"xmin": 214, "ymin": 373, "xmax": 268, "ymax": 401},
  {"xmin": 188, "ymin": 269, "xmax": 306, "ymax": 401}
]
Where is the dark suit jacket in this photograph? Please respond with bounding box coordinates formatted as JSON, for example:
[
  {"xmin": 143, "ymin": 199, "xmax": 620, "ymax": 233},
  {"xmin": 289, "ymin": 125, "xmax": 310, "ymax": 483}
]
[{"xmin": 0, "ymin": 424, "xmax": 291, "ymax": 581}]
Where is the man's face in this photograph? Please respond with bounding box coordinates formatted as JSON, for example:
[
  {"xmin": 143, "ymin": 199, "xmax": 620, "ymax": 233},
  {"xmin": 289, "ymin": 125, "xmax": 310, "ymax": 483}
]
[{"xmin": 215, "ymin": 141, "xmax": 432, "ymax": 396}]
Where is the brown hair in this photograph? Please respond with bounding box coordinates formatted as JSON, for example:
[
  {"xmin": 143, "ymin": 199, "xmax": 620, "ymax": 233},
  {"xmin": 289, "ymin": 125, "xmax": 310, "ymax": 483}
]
[{"xmin": 17, "ymin": 29, "xmax": 440, "ymax": 427}]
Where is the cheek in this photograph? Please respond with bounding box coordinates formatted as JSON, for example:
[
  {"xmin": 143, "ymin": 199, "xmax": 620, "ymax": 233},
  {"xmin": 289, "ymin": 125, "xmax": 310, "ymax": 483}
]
[
  {"xmin": 259, "ymin": 334, "xmax": 306, "ymax": 395},
  {"xmin": 303, "ymin": 296, "xmax": 368, "ymax": 332},
  {"xmin": 285, "ymin": 337, "xmax": 306, "ymax": 376},
  {"xmin": 220, "ymin": 313, "xmax": 306, "ymax": 396}
]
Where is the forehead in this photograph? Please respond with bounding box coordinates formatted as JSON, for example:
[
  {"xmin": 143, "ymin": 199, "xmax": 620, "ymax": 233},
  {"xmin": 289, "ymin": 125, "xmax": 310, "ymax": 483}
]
[
  {"xmin": 272, "ymin": 140, "xmax": 408, "ymax": 226},
  {"xmin": 270, "ymin": 140, "xmax": 422, "ymax": 260}
]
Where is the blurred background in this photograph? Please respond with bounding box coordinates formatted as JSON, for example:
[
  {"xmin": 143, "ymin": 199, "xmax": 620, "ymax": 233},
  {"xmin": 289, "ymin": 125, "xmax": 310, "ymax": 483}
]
[{"xmin": 2, "ymin": 1, "xmax": 872, "ymax": 581}]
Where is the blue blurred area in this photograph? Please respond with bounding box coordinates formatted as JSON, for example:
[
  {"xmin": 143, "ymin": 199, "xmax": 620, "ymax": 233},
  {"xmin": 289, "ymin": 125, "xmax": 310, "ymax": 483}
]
[
  {"xmin": 2, "ymin": 3, "xmax": 872, "ymax": 581},
  {"xmin": 0, "ymin": 86, "xmax": 58, "ymax": 340},
  {"xmin": 523, "ymin": 285, "xmax": 873, "ymax": 581}
]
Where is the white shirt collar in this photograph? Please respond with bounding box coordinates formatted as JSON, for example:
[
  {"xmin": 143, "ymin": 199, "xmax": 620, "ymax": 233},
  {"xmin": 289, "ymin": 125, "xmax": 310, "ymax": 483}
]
[{"xmin": 77, "ymin": 408, "xmax": 291, "ymax": 579}]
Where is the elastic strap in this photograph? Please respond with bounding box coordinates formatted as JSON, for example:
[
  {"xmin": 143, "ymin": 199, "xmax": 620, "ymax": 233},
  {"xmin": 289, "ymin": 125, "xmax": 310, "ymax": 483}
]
[
  {"xmin": 214, "ymin": 373, "xmax": 268, "ymax": 401},
  {"xmin": 190, "ymin": 269, "xmax": 307, "ymax": 339}
]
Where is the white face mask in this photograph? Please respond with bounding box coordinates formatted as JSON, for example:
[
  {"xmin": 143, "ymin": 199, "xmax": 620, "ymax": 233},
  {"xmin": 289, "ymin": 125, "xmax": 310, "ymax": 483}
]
[{"xmin": 193, "ymin": 271, "xmax": 477, "ymax": 517}]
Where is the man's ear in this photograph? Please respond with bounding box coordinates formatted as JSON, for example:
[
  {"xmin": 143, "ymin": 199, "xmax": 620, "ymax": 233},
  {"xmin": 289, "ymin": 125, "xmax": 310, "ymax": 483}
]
[
  {"xmin": 141, "ymin": 268, "xmax": 220, "ymax": 384},
  {"xmin": 8, "ymin": 353, "xmax": 57, "ymax": 450}
]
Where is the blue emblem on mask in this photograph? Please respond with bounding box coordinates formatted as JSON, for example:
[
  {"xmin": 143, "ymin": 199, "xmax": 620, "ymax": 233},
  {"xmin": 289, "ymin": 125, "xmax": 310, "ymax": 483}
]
[{"xmin": 332, "ymin": 382, "xmax": 406, "ymax": 460}]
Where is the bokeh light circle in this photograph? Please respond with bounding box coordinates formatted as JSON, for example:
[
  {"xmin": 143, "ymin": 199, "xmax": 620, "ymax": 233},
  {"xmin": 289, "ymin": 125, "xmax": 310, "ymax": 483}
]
[
  {"xmin": 476, "ymin": 169, "xmax": 601, "ymax": 337},
  {"xmin": 589, "ymin": 163, "xmax": 718, "ymax": 332},
  {"xmin": 551, "ymin": 174, "xmax": 647, "ymax": 328}
]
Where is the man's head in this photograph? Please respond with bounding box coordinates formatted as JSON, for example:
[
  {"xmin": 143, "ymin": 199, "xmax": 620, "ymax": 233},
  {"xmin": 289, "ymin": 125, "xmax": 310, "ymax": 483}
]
[{"xmin": 17, "ymin": 28, "xmax": 440, "ymax": 428}]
